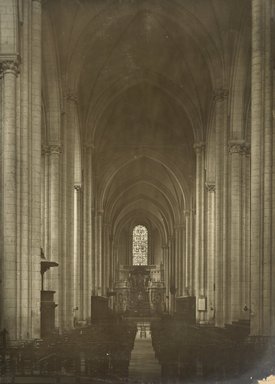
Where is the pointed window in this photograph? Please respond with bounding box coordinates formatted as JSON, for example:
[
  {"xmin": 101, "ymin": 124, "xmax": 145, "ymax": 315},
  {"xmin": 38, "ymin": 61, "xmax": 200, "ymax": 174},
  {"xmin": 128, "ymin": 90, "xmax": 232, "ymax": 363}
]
[{"xmin": 132, "ymin": 225, "xmax": 148, "ymax": 265}]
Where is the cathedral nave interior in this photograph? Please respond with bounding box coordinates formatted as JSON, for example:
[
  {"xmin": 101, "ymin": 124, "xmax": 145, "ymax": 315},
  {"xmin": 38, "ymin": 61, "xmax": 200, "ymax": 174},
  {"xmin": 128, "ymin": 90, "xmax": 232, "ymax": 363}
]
[{"xmin": 0, "ymin": 0, "xmax": 275, "ymax": 382}]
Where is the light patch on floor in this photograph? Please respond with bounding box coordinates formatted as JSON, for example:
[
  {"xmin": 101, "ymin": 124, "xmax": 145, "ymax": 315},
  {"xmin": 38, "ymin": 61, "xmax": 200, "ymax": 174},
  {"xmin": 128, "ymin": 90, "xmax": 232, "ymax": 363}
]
[
  {"xmin": 128, "ymin": 322, "xmax": 161, "ymax": 383},
  {"xmin": 258, "ymin": 376, "xmax": 275, "ymax": 383}
]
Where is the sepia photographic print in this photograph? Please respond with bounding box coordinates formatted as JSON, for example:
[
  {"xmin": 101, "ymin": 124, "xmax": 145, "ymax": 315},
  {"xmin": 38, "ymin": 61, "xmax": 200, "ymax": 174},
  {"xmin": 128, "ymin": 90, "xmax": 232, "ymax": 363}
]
[{"xmin": 0, "ymin": 0, "xmax": 275, "ymax": 383}]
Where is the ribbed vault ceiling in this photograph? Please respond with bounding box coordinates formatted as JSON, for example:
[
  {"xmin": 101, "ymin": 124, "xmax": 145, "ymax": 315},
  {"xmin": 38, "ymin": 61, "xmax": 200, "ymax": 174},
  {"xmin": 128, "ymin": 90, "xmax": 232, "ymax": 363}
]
[{"xmin": 45, "ymin": 0, "xmax": 250, "ymax": 243}]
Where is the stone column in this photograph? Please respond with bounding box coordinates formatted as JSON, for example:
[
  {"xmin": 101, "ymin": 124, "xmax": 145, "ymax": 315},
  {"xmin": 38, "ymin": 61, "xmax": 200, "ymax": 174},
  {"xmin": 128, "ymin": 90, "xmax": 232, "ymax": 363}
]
[
  {"xmin": 19, "ymin": 18, "xmax": 30, "ymax": 336},
  {"xmin": 184, "ymin": 210, "xmax": 190, "ymax": 296},
  {"xmin": 104, "ymin": 223, "xmax": 111, "ymax": 294},
  {"xmin": 41, "ymin": 146, "xmax": 49, "ymax": 266},
  {"xmin": 205, "ymin": 183, "xmax": 215, "ymax": 323},
  {"xmin": 168, "ymin": 237, "xmax": 175, "ymax": 313},
  {"xmin": 49, "ymin": 143, "xmax": 61, "ymax": 277},
  {"xmin": 108, "ymin": 234, "xmax": 114, "ymax": 310},
  {"xmin": 47, "ymin": 143, "xmax": 61, "ymax": 329},
  {"xmin": 222, "ymin": 128, "xmax": 230, "ymax": 324},
  {"xmin": 102, "ymin": 222, "xmax": 110, "ymax": 296},
  {"xmin": 87, "ymin": 152, "xmax": 93, "ymax": 314},
  {"xmin": 214, "ymin": 88, "xmax": 228, "ymax": 327},
  {"xmin": 109, "ymin": 234, "xmax": 114, "ymax": 291},
  {"xmin": 82, "ymin": 145, "xmax": 93, "ymax": 318},
  {"xmin": 112, "ymin": 244, "xmax": 119, "ymax": 285},
  {"xmin": 162, "ymin": 245, "xmax": 169, "ymax": 311},
  {"xmin": 0, "ymin": 71, "xmax": 2, "ymax": 258},
  {"xmin": 229, "ymin": 141, "xmax": 245, "ymax": 321},
  {"xmin": 262, "ymin": 0, "xmax": 272, "ymax": 335},
  {"xmin": 102, "ymin": 222, "xmax": 107, "ymax": 296},
  {"xmin": 0, "ymin": 58, "xmax": 19, "ymax": 339},
  {"xmin": 61, "ymin": 91, "xmax": 78, "ymax": 328},
  {"xmin": 96, "ymin": 211, "xmax": 103, "ymax": 296},
  {"xmin": 251, "ymin": 0, "xmax": 273, "ymax": 336},
  {"xmin": 19, "ymin": 3, "xmax": 36, "ymax": 340},
  {"xmin": 30, "ymin": 0, "xmax": 42, "ymax": 337},
  {"xmin": 174, "ymin": 227, "xmax": 180, "ymax": 297},
  {"xmin": 167, "ymin": 242, "xmax": 171, "ymax": 313},
  {"xmin": 176, "ymin": 224, "xmax": 185, "ymax": 297},
  {"xmin": 241, "ymin": 144, "xmax": 250, "ymax": 320},
  {"xmin": 194, "ymin": 142, "xmax": 206, "ymax": 322},
  {"xmin": 194, "ymin": 146, "xmax": 201, "ymax": 303},
  {"xmin": 190, "ymin": 209, "xmax": 195, "ymax": 296},
  {"xmin": 73, "ymin": 184, "xmax": 82, "ymax": 323},
  {"xmin": 272, "ymin": 70, "xmax": 275, "ymax": 335}
]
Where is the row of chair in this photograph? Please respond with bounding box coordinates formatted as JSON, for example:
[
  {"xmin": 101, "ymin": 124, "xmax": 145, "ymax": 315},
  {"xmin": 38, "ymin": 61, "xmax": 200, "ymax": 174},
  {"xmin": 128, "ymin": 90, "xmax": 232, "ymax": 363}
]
[
  {"xmin": 150, "ymin": 316, "xmax": 275, "ymax": 383},
  {"xmin": 0, "ymin": 317, "xmax": 137, "ymax": 380}
]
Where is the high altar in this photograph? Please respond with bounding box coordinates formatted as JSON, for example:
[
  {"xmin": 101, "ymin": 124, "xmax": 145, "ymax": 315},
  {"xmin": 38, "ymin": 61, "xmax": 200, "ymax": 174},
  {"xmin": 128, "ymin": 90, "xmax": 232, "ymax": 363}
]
[{"xmin": 114, "ymin": 265, "xmax": 166, "ymax": 316}]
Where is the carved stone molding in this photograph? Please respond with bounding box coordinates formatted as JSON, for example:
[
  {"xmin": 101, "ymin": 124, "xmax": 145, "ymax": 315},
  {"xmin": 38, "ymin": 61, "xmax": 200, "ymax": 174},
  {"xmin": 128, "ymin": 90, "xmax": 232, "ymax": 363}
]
[
  {"xmin": 205, "ymin": 182, "xmax": 216, "ymax": 192},
  {"xmin": 49, "ymin": 144, "xmax": 62, "ymax": 155},
  {"xmin": 243, "ymin": 144, "xmax": 251, "ymax": 156},
  {"xmin": 41, "ymin": 145, "xmax": 50, "ymax": 156},
  {"xmin": 228, "ymin": 141, "xmax": 249, "ymax": 155},
  {"xmin": 0, "ymin": 59, "xmax": 20, "ymax": 76},
  {"xmin": 84, "ymin": 143, "xmax": 95, "ymax": 151},
  {"xmin": 32, "ymin": 0, "xmax": 42, "ymax": 7},
  {"xmin": 66, "ymin": 89, "xmax": 78, "ymax": 104},
  {"xmin": 213, "ymin": 88, "xmax": 229, "ymax": 102},
  {"xmin": 193, "ymin": 142, "xmax": 205, "ymax": 154}
]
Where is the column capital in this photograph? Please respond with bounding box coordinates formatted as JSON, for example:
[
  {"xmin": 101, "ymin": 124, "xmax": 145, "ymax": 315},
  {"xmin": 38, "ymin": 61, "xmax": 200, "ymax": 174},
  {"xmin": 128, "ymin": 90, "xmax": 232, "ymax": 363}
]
[
  {"xmin": 193, "ymin": 142, "xmax": 205, "ymax": 154},
  {"xmin": 84, "ymin": 143, "xmax": 95, "ymax": 151},
  {"xmin": 184, "ymin": 209, "xmax": 190, "ymax": 217},
  {"xmin": 41, "ymin": 145, "xmax": 50, "ymax": 155},
  {"xmin": 0, "ymin": 57, "xmax": 20, "ymax": 76},
  {"xmin": 213, "ymin": 88, "xmax": 229, "ymax": 102},
  {"xmin": 228, "ymin": 140, "xmax": 248, "ymax": 155},
  {"xmin": 48, "ymin": 144, "xmax": 62, "ymax": 155},
  {"xmin": 65, "ymin": 89, "xmax": 78, "ymax": 104},
  {"xmin": 74, "ymin": 184, "xmax": 82, "ymax": 191},
  {"xmin": 205, "ymin": 182, "xmax": 216, "ymax": 192}
]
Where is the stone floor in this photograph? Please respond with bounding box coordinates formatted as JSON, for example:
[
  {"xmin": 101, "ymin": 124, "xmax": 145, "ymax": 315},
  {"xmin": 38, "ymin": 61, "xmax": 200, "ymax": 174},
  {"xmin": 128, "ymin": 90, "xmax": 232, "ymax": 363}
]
[{"xmin": 128, "ymin": 322, "xmax": 161, "ymax": 383}]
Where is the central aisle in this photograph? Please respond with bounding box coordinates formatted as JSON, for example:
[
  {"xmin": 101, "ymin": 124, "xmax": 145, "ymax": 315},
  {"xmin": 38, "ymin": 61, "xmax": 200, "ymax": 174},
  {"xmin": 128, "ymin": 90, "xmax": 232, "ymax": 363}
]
[{"xmin": 128, "ymin": 322, "xmax": 161, "ymax": 383}]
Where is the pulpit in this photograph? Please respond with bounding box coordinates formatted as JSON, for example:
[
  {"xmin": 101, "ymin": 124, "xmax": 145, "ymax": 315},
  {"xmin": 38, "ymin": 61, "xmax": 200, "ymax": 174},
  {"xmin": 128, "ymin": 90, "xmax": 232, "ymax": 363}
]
[
  {"xmin": 41, "ymin": 290, "xmax": 57, "ymax": 338},
  {"xmin": 40, "ymin": 260, "xmax": 58, "ymax": 338}
]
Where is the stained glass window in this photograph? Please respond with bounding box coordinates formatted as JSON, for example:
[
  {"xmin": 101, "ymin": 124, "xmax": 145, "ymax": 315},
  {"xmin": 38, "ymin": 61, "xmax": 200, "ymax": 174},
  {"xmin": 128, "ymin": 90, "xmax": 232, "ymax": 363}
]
[{"xmin": 132, "ymin": 225, "xmax": 148, "ymax": 265}]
